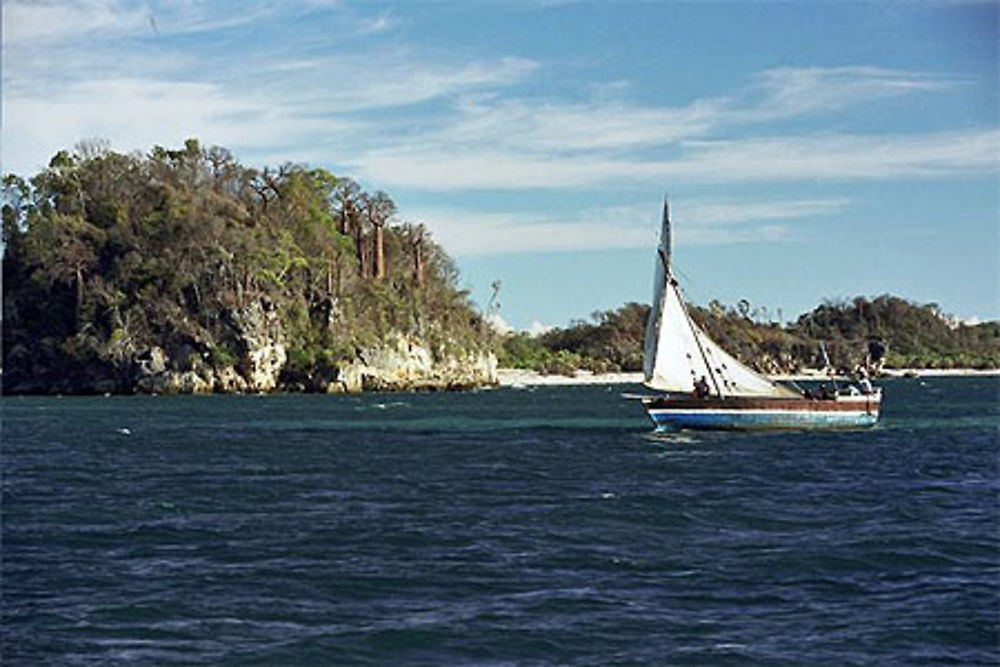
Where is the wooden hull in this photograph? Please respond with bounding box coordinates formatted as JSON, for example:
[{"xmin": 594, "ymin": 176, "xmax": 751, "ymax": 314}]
[{"xmin": 641, "ymin": 392, "xmax": 881, "ymax": 431}]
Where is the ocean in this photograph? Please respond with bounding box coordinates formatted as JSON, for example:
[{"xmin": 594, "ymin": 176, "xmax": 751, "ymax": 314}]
[{"xmin": 3, "ymin": 377, "xmax": 998, "ymax": 665}]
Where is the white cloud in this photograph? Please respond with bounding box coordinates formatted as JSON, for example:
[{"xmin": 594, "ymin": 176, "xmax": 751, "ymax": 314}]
[
  {"xmin": 485, "ymin": 312, "xmax": 513, "ymax": 334},
  {"xmin": 526, "ymin": 320, "xmax": 554, "ymax": 336},
  {"xmin": 2, "ymin": 77, "xmax": 361, "ymax": 175},
  {"xmin": 679, "ymin": 198, "xmax": 850, "ymax": 226},
  {"xmin": 408, "ymin": 198, "xmax": 850, "ymax": 256},
  {"xmin": 444, "ymin": 96, "xmax": 722, "ymax": 151},
  {"xmin": 669, "ymin": 129, "xmax": 1000, "ymax": 181},
  {"xmin": 432, "ymin": 66, "xmax": 956, "ymax": 156},
  {"xmin": 1, "ymin": 45, "xmax": 538, "ymax": 174},
  {"xmin": 2, "ymin": 0, "xmax": 276, "ymax": 46},
  {"xmin": 744, "ymin": 66, "xmax": 960, "ymax": 121},
  {"xmin": 2, "ymin": 0, "xmax": 147, "ymax": 45},
  {"xmin": 343, "ymin": 65, "xmax": 992, "ymax": 190},
  {"xmin": 309, "ymin": 55, "xmax": 538, "ymax": 113},
  {"xmin": 352, "ymin": 128, "xmax": 999, "ymax": 190},
  {"xmin": 2, "ymin": 0, "xmax": 541, "ymax": 173},
  {"xmin": 359, "ymin": 10, "xmax": 395, "ymax": 34},
  {"xmin": 409, "ymin": 207, "xmax": 649, "ymax": 256}
]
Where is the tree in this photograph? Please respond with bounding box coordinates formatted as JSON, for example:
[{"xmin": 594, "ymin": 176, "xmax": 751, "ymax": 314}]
[
  {"xmin": 366, "ymin": 190, "xmax": 396, "ymax": 280},
  {"xmin": 28, "ymin": 213, "xmax": 107, "ymax": 327},
  {"xmin": 331, "ymin": 177, "xmax": 361, "ymax": 236}
]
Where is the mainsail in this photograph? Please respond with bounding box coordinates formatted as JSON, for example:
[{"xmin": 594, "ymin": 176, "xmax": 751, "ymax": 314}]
[{"xmin": 643, "ymin": 199, "xmax": 798, "ymax": 399}]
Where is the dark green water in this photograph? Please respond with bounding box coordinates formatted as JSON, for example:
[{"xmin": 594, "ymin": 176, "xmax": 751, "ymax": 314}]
[{"xmin": 3, "ymin": 377, "xmax": 998, "ymax": 665}]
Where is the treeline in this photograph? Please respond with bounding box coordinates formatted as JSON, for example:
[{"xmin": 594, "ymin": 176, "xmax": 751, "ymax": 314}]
[
  {"xmin": 500, "ymin": 296, "xmax": 999, "ymax": 375},
  {"xmin": 2, "ymin": 139, "xmax": 490, "ymax": 393}
]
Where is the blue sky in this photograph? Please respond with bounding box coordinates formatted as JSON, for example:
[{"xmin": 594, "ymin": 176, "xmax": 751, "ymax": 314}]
[{"xmin": 3, "ymin": 1, "xmax": 998, "ymax": 329}]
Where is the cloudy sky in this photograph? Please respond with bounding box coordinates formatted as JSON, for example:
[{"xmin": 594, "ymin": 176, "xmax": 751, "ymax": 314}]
[{"xmin": 3, "ymin": 0, "xmax": 998, "ymax": 328}]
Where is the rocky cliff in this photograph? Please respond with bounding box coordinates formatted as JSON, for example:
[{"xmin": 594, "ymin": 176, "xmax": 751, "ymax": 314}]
[
  {"xmin": 129, "ymin": 333, "xmax": 497, "ymax": 395},
  {"xmin": 5, "ymin": 300, "xmax": 497, "ymax": 395}
]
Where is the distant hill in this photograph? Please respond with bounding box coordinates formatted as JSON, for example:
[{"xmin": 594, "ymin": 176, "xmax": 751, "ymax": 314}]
[
  {"xmin": 500, "ymin": 297, "xmax": 998, "ymax": 375},
  {"xmin": 2, "ymin": 140, "xmax": 495, "ymax": 394}
]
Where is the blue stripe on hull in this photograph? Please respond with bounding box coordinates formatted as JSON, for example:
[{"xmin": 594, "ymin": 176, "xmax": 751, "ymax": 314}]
[{"xmin": 647, "ymin": 409, "xmax": 878, "ymax": 431}]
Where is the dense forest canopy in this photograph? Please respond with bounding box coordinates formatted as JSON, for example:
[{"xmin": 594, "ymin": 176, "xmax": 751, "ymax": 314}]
[{"xmin": 2, "ymin": 139, "xmax": 492, "ymax": 393}]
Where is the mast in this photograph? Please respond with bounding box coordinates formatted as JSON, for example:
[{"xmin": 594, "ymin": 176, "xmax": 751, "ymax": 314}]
[{"xmin": 660, "ymin": 195, "xmax": 672, "ymax": 274}]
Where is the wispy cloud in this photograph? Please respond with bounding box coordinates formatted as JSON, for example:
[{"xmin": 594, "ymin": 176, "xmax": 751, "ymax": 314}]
[
  {"xmin": 679, "ymin": 198, "xmax": 851, "ymax": 226},
  {"xmin": 443, "ymin": 96, "xmax": 722, "ymax": 151},
  {"xmin": 669, "ymin": 129, "xmax": 1000, "ymax": 181},
  {"xmin": 359, "ymin": 9, "xmax": 395, "ymax": 34},
  {"xmin": 2, "ymin": 0, "xmax": 147, "ymax": 45},
  {"xmin": 2, "ymin": 41, "xmax": 538, "ymax": 173},
  {"xmin": 3, "ymin": 77, "xmax": 361, "ymax": 174},
  {"xmin": 391, "ymin": 66, "xmax": 962, "ymax": 156},
  {"xmin": 308, "ymin": 55, "xmax": 538, "ymax": 113},
  {"xmin": 351, "ymin": 128, "xmax": 999, "ymax": 190},
  {"xmin": 419, "ymin": 210, "xmax": 653, "ymax": 256},
  {"xmin": 411, "ymin": 198, "xmax": 851, "ymax": 256},
  {"xmin": 2, "ymin": 0, "xmax": 277, "ymax": 45},
  {"xmin": 342, "ymin": 65, "xmax": 989, "ymax": 189},
  {"xmin": 740, "ymin": 66, "xmax": 961, "ymax": 121}
]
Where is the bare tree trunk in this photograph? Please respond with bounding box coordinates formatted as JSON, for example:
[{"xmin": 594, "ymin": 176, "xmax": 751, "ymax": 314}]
[
  {"xmin": 340, "ymin": 203, "xmax": 352, "ymax": 236},
  {"xmin": 334, "ymin": 256, "xmax": 342, "ymax": 297},
  {"xmin": 355, "ymin": 226, "xmax": 368, "ymax": 279},
  {"xmin": 412, "ymin": 232, "xmax": 425, "ymax": 286},
  {"xmin": 373, "ymin": 223, "xmax": 385, "ymax": 280}
]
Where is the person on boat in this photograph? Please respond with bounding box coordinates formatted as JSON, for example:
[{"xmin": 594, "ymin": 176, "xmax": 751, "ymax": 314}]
[
  {"xmin": 693, "ymin": 375, "xmax": 710, "ymax": 398},
  {"xmin": 856, "ymin": 366, "xmax": 873, "ymax": 395}
]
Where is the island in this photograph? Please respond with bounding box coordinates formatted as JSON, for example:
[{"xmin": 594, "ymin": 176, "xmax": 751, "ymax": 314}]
[{"xmin": 2, "ymin": 140, "xmax": 496, "ymax": 394}]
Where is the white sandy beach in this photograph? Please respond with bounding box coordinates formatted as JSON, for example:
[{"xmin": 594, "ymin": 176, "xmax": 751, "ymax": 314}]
[
  {"xmin": 497, "ymin": 367, "xmax": 999, "ymax": 387},
  {"xmin": 497, "ymin": 369, "xmax": 644, "ymax": 386}
]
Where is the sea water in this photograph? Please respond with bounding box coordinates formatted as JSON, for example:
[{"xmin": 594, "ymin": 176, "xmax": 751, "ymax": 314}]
[{"xmin": 3, "ymin": 377, "xmax": 997, "ymax": 665}]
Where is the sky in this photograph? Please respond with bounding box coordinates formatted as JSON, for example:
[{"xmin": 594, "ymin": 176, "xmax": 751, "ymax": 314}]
[{"xmin": 3, "ymin": 0, "xmax": 998, "ymax": 330}]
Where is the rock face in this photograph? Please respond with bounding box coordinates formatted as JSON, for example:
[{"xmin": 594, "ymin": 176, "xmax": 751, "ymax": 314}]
[
  {"xmin": 330, "ymin": 334, "xmax": 498, "ymax": 393},
  {"xmin": 129, "ymin": 332, "xmax": 495, "ymax": 398},
  {"xmin": 4, "ymin": 292, "xmax": 495, "ymax": 395},
  {"xmin": 132, "ymin": 299, "xmax": 288, "ymax": 394},
  {"xmin": 228, "ymin": 300, "xmax": 287, "ymax": 392},
  {"xmin": 129, "ymin": 333, "xmax": 495, "ymax": 395}
]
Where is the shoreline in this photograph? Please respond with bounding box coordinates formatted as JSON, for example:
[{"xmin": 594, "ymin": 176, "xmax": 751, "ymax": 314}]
[{"xmin": 497, "ymin": 367, "xmax": 1000, "ymax": 387}]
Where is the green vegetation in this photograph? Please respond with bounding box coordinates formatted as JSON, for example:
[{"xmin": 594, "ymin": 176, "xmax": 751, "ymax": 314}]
[
  {"xmin": 791, "ymin": 296, "xmax": 999, "ymax": 370},
  {"xmin": 498, "ymin": 302, "xmax": 648, "ymax": 374},
  {"xmin": 501, "ymin": 296, "xmax": 998, "ymax": 375},
  {"xmin": 2, "ymin": 139, "xmax": 492, "ymax": 393}
]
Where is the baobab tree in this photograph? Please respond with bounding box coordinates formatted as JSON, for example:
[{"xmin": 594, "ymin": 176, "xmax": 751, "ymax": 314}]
[
  {"xmin": 366, "ymin": 190, "xmax": 396, "ymax": 281},
  {"xmin": 331, "ymin": 178, "xmax": 360, "ymax": 236}
]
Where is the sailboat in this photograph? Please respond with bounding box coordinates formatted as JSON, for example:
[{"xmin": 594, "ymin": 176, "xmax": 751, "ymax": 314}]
[{"xmin": 638, "ymin": 200, "xmax": 882, "ymax": 431}]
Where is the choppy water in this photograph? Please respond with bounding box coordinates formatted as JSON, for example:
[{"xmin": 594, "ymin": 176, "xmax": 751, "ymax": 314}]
[{"xmin": 3, "ymin": 377, "xmax": 998, "ymax": 665}]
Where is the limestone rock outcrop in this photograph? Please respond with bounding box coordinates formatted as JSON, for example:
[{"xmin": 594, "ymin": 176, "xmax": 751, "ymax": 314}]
[{"xmin": 330, "ymin": 334, "xmax": 497, "ymax": 393}]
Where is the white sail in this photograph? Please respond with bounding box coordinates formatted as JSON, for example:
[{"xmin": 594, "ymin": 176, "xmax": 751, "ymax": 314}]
[
  {"xmin": 643, "ymin": 199, "xmax": 798, "ymax": 399},
  {"xmin": 644, "ymin": 281, "xmax": 712, "ymax": 392},
  {"xmin": 694, "ymin": 322, "xmax": 798, "ymax": 397}
]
